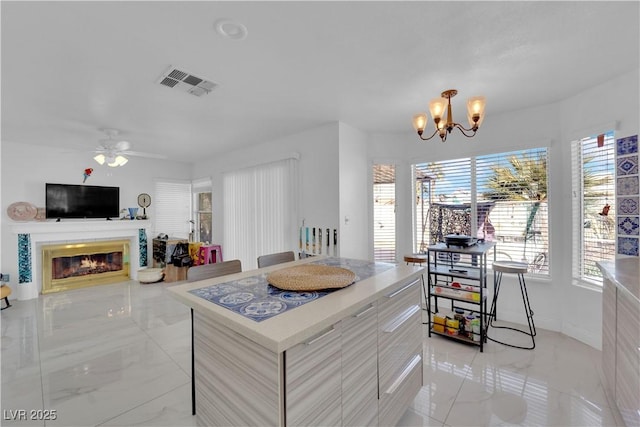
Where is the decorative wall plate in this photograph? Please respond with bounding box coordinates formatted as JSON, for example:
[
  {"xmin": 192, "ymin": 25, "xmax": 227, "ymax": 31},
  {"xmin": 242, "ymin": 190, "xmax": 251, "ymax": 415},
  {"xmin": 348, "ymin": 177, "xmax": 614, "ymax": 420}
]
[{"xmin": 7, "ymin": 202, "xmax": 38, "ymax": 221}]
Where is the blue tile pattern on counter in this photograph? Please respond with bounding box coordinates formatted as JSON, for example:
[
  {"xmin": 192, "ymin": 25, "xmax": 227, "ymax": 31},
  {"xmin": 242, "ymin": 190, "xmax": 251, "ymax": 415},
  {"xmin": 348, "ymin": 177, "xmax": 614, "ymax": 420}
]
[
  {"xmin": 617, "ymin": 135, "xmax": 638, "ymax": 156},
  {"xmin": 618, "ymin": 216, "xmax": 639, "ymax": 235},
  {"xmin": 189, "ymin": 257, "xmax": 395, "ymax": 322},
  {"xmin": 617, "ymin": 155, "xmax": 638, "ymax": 175},
  {"xmin": 18, "ymin": 233, "xmax": 32, "ymax": 283}
]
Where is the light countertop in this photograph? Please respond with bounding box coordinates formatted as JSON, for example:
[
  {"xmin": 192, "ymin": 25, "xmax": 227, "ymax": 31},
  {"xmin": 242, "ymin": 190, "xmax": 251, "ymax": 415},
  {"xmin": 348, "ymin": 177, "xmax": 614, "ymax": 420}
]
[
  {"xmin": 168, "ymin": 256, "xmax": 424, "ymax": 353},
  {"xmin": 597, "ymin": 257, "xmax": 640, "ymax": 302}
]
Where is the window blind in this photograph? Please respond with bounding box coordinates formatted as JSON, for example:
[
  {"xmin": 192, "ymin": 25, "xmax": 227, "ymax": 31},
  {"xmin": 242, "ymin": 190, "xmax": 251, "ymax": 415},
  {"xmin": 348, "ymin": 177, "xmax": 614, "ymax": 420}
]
[
  {"xmin": 414, "ymin": 158, "xmax": 471, "ymax": 250},
  {"xmin": 571, "ymin": 131, "xmax": 616, "ymax": 284},
  {"xmin": 476, "ymin": 148, "xmax": 549, "ymax": 274},
  {"xmin": 414, "ymin": 148, "xmax": 549, "ymax": 276},
  {"xmin": 223, "ymin": 158, "xmax": 298, "ymax": 270},
  {"xmin": 154, "ymin": 179, "xmax": 192, "ymax": 239},
  {"xmin": 373, "ymin": 164, "xmax": 396, "ymax": 263}
]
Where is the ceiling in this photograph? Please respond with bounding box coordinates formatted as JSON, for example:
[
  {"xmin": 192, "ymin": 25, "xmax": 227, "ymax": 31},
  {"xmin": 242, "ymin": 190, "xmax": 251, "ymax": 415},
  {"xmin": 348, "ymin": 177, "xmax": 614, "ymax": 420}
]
[{"xmin": 2, "ymin": 1, "xmax": 638, "ymax": 164}]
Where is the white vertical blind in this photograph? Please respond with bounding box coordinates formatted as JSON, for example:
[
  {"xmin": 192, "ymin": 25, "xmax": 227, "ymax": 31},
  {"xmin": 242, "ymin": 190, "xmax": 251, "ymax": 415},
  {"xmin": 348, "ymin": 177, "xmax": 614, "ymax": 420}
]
[
  {"xmin": 373, "ymin": 164, "xmax": 396, "ymax": 263},
  {"xmin": 572, "ymin": 131, "xmax": 616, "ymax": 284},
  {"xmin": 154, "ymin": 179, "xmax": 192, "ymax": 238},
  {"xmin": 223, "ymin": 158, "xmax": 298, "ymax": 270}
]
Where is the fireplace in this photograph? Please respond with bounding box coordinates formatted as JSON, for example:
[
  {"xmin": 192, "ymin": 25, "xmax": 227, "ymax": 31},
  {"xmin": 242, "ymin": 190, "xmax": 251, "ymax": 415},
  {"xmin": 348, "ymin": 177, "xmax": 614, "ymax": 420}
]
[{"xmin": 42, "ymin": 240, "xmax": 130, "ymax": 294}]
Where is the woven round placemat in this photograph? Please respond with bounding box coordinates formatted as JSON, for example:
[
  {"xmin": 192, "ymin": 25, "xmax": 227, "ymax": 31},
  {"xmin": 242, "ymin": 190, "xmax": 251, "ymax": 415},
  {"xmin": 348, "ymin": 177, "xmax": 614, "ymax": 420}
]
[{"xmin": 267, "ymin": 264, "xmax": 356, "ymax": 291}]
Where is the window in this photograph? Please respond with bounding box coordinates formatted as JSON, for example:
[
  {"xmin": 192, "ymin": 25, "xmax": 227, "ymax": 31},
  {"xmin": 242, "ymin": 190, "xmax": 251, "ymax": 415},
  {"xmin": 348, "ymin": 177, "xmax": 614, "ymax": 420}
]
[
  {"xmin": 477, "ymin": 149, "xmax": 549, "ymax": 274},
  {"xmin": 154, "ymin": 179, "xmax": 192, "ymax": 238},
  {"xmin": 373, "ymin": 164, "xmax": 396, "ymax": 263},
  {"xmin": 223, "ymin": 158, "xmax": 298, "ymax": 269},
  {"xmin": 192, "ymin": 177, "xmax": 212, "ymax": 244},
  {"xmin": 414, "ymin": 148, "xmax": 549, "ymax": 276},
  {"xmin": 571, "ymin": 131, "xmax": 616, "ymax": 285}
]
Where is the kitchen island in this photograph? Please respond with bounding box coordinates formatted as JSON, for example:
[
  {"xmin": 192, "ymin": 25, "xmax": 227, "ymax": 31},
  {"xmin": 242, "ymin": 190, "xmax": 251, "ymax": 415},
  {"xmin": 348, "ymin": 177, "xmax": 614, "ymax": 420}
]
[
  {"xmin": 168, "ymin": 256, "xmax": 425, "ymax": 427},
  {"xmin": 597, "ymin": 257, "xmax": 640, "ymax": 427}
]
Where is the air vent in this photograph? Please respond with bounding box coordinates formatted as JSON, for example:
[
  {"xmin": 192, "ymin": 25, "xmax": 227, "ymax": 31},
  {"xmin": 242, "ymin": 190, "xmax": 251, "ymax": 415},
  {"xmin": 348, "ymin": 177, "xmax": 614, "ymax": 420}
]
[{"xmin": 156, "ymin": 66, "xmax": 218, "ymax": 97}]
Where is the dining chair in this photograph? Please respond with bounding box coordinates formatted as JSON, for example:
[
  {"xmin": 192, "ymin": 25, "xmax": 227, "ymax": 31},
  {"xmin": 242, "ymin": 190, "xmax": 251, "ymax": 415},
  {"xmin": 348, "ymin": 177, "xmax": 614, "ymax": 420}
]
[
  {"xmin": 186, "ymin": 259, "xmax": 242, "ymax": 282},
  {"xmin": 257, "ymin": 251, "xmax": 296, "ymax": 268}
]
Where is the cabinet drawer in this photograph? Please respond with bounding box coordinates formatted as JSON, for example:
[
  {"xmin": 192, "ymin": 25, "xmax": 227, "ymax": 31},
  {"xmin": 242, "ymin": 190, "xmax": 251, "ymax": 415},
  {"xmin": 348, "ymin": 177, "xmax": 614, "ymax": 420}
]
[
  {"xmin": 342, "ymin": 303, "xmax": 378, "ymax": 427},
  {"xmin": 378, "ymin": 277, "xmax": 422, "ymax": 392},
  {"xmin": 379, "ymin": 353, "xmax": 423, "ymax": 427},
  {"xmin": 285, "ymin": 323, "xmax": 342, "ymax": 427}
]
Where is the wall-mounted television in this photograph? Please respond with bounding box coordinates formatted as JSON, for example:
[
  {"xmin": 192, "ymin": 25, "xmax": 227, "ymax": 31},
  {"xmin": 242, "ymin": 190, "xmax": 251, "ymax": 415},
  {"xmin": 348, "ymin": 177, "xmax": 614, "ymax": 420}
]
[{"xmin": 46, "ymin": 183, "xmax": 120, "ymax": 219}]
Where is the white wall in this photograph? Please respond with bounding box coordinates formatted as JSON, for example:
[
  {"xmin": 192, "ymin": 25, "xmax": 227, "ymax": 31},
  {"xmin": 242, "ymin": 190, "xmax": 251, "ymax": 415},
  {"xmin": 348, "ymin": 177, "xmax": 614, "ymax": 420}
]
[
  {"xmin": 192, "ymin": 122, "xmax": 341, "ymax": 267},
  {"xmin": 1, "ymin": 141, "xmax": 192, "ymax": 296},
  {"xmin": 367, "ymin": 69, "xmax": 640, "ymax": 349},
  {"xmin": 3, "ymin": 68, "xmax": 637, "ymax": 348},
  {"xmin": 338, "ymin": 122, "xmax": 369, "ymax": 260}
]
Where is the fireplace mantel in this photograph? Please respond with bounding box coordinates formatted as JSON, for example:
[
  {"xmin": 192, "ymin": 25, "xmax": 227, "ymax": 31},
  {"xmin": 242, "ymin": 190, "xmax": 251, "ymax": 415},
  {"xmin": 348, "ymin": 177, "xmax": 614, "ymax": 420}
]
[
  {"xmin": 10, "ymin": 220, "xmax": 151, "ymax": 300},
  {"xmin": 10, "ymin": 219, "xmax": 151, "ymax": 235}
]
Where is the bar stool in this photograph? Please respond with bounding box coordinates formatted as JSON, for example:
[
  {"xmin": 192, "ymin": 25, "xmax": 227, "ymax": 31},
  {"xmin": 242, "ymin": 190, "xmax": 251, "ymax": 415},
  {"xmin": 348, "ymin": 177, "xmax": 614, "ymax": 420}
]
[
  {"xmin": 1, "ymin": 284, "xmax": 12, "ymax": 310},
  {"xmin": 487, "ymin": 261, "xmax": 536, "ymax": 350},
  {"xmin": 404, "ymin": 254, "xmax": 428, "ymax": 266},
  {"xmin": 197, "ymin": 244, "xmax": 223, "ymax": 265}
]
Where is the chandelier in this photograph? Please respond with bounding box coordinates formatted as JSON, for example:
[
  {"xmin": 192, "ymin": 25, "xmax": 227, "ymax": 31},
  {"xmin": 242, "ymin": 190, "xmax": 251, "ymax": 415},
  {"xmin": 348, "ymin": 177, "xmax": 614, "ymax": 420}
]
[{"xmin": 412, "ymin": 89, "xmax": 486, "ymax": 142}]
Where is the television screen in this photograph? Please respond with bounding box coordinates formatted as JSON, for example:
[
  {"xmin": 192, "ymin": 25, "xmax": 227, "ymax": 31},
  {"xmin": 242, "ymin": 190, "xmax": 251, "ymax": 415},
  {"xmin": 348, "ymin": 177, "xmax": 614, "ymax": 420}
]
[{"xmin": 46, "ymin": 183, "xmax": 120, "ymax": 219}]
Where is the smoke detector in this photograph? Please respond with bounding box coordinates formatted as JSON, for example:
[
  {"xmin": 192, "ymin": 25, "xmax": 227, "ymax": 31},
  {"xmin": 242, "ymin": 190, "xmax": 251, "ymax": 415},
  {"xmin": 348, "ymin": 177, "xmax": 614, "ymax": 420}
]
[{"xmin": 156, "ymin": 66, "xmax": 218, "ymax": 97}]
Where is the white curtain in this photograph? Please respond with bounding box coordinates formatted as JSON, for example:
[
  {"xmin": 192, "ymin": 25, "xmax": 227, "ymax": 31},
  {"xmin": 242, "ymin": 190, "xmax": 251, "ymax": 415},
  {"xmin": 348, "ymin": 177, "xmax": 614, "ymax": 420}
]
[{"xmin": 223, "ymin": 158, "xmax": 299, "ymax": 269}]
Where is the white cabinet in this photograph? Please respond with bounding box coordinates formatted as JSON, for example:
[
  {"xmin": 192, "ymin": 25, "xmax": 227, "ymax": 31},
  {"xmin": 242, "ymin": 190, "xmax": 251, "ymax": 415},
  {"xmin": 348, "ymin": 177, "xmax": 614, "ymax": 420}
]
[
  {"xmin": 377, "ymin": 277, "xmax": 423, "ymax": 427},
  {"xmin": 286, "ymin": 323, "xmax": 343, "ymax": 427},
  {"xmin": 615, "ymin": 288, "xmax": 640, "ymax": 427},
  {"xmin": 601, "ymin": 277, "xmax": 616, "ymax": 397},
  {"xmin": 600, "ymin": 259, "xmax": 640, "ymax": 427},
  {"xmin": 342, "ymin": 302, "xmax": 379, "ymax": 427}
]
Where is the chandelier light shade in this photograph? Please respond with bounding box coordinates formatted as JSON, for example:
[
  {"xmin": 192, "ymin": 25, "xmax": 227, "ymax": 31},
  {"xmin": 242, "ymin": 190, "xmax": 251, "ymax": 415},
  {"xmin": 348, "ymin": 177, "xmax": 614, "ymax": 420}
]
[
  {"xmin": 94, "ymin": 154, "xmax": 128, "ymax": 167},
  {"xmin": 413, "ymin": 89, "xmax": 486, "ymax": 142}
]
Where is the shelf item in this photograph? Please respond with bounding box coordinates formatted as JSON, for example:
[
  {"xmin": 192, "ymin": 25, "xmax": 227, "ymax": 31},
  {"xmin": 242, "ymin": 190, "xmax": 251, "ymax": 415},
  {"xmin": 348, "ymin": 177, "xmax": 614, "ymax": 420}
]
[{"xmin": 426, "ymin": 242, "xmax": 496, "ymax": 352}]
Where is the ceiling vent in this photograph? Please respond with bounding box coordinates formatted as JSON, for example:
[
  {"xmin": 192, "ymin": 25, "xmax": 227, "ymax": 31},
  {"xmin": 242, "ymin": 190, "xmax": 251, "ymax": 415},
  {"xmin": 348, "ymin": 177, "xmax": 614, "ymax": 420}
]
[{"xmin": 157, "ymin": 66, "xmax": 218, "ymax": 97}]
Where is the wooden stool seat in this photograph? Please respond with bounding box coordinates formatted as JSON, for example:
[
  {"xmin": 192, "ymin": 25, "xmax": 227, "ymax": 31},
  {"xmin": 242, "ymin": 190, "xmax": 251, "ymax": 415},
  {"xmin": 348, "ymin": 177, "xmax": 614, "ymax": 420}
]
[
  {"xmin": 404, "ymin": 254, "xmax": 428, "ymax": 265},
  {"xmin": 1, "ymin": 284, "xmax": 12, "ymax": 310}
]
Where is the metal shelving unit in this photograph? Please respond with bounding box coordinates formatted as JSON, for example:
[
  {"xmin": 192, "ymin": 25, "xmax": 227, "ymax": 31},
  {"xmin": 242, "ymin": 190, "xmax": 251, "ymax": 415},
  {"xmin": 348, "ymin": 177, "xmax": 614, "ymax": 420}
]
[{"xmin": 426, "ymin": 241, "xmax": 496, "ymax": 352}]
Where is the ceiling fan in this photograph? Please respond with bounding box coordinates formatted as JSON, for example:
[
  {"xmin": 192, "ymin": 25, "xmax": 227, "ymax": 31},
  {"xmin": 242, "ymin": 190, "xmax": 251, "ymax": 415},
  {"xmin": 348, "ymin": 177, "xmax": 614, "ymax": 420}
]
[{"xmin": 93, "ymin": 128, "xmax": 167, "ymax": 167}]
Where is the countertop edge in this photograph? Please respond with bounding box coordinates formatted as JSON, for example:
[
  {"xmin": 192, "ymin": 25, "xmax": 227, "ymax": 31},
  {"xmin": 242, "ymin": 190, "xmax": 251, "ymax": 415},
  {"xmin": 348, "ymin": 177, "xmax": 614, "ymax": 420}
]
[
  {"xmin": 597, "ymin": 258, "xmax": 640, "ymax": 302},
  {"xmin": 167, "ymin": 257, "xmax": 425, "ymax": 353}
]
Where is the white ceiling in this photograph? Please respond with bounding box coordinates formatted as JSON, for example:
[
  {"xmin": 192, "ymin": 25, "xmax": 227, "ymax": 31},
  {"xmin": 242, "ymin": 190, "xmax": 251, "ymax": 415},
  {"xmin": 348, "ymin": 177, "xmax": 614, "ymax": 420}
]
[{"xmin": 2, "ymin": 1, "xmax": 638, "ymax": 164}]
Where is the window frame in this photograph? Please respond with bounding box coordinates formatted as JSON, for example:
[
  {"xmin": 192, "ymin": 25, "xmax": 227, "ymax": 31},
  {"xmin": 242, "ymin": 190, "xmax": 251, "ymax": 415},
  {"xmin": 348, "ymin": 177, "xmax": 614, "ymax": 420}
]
[
  {"xmin": 571, "ymin": 130, "xmax": 616, "ymax": 288},
  {"xmin": 413, "ymin": 147, "xmax": 551, "ymax": 278}
]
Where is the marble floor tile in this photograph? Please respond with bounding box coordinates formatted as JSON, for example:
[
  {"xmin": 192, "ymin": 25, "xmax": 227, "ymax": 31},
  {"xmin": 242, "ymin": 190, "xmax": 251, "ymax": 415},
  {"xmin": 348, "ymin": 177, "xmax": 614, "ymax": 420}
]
[{"xmin": 0, "ymin": 279, "xmax": 621, "ymax": 427}]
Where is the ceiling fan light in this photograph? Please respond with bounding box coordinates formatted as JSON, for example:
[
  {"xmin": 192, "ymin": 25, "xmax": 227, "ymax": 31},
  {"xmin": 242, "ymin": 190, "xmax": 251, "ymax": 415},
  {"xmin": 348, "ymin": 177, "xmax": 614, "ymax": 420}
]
[
  {"xmin": 94, "ymin": 154, "xmax": 106, "ymax": 165},
  {"xmin": 108, "ymin": 155, "xmax": 128, "ymax": 167}
]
